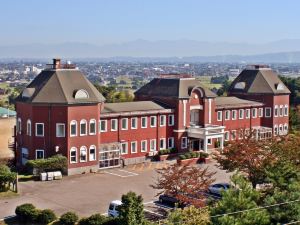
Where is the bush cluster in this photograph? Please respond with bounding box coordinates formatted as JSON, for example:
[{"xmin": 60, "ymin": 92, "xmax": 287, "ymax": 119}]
[
  {"xmin": 158, "ymin": 148, "xmax": 177, "ymax": 155},
  {"xmin": 78, "ymin": 213, "xmax": 117, "ymax": 225},
  {"xmin": 15, "ymin": 203, "xmax": 56, "ymax": 224},
  {"xmin": 179, "ymin": 151, "xmax": 209, "ymax": 160},
  {"xmin": 0, "ymin": 165, "xmax": 17, "ymax": 192},
  {"xmin": 26, "ymin": 154, "xmax": 67, "ymax": 175},
  {"xmin": 59, "ymin": 212, "xmax": 79, "ymax": 225}
]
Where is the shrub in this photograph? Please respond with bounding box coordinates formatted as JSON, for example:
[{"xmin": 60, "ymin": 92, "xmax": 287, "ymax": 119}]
[
  {"xmin": 78, "ymin": 213, "xmax": 108, "ymax": 225},
  {"xmin": 37, "ymin": 209, "xmax": 57, "ymax": 224},
  {"xmin": 0, "ymin": 165, "xmax": 17, "ymax": 192},
  {"xmin": 179, "ymin": 155, "xmax": 186, "ymax": 160},
  {"xmin": 15, "ymin": 203, "xmax": 39, "ymax": 223},
  {"xmin": 191, "ymin": 152, "xmax": 197, "ymax": 158},
  {"xmin": 59, "ymin": 212, "xmax": 79, "ymax": 225},
  {"xmin": 200, "ymin": 152, "xmax": 209, "ymax": 158},
  {"xmin": 185, "ymin": 153, "xmax": 192, "ymax": 159},
  {"xmin": 170, "ymin": 148, "xmax": 178, "ymax": 154}
]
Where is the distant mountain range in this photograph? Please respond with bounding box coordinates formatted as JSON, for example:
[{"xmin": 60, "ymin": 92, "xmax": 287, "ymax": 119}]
[{"xmin": 1, "ymin": 39, "xmax": 300, "ymax": 62}]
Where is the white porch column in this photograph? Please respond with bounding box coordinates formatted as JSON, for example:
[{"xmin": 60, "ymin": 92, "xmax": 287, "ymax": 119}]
[
  {"xmin": 203, "ymin": 138, "xmax": 208, "ymax": 153},
  {"xmin": 220, "ymin": 136, "xmax": 224, "ymax": 150}
]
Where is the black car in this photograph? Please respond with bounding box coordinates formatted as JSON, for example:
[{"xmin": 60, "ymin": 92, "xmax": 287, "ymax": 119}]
[{"xmin": 158, "ymin": 194, "xmax": 186, "ymax": 208}]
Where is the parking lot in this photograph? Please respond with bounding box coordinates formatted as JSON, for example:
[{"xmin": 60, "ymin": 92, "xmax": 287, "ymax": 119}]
[{"xmin": 0, "ymin": 160, "xmax": 231, "ymax": 220}]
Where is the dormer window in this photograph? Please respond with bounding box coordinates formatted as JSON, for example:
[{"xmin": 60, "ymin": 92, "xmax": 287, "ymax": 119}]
[
  {"xmin": 275, "ymin": 83, "xmax": 284, "ymax": 90},
  {"xmin": 74, "ymin": 89, "xmax": 89, "ymax": 99},
  {"xmin": 234, "ymin": 82, "xmax": 246, "ymax": 89}
]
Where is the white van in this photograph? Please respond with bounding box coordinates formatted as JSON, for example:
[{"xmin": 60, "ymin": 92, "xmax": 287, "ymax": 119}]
[{"xmin": 108, "ymin": 200, "xmax": 122, "ymax": 217}]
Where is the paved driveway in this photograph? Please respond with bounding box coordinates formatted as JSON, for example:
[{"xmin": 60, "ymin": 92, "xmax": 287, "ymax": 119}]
[{"xmin": 0, "ymin": 161, "xmax": 231, "ymax": 219}]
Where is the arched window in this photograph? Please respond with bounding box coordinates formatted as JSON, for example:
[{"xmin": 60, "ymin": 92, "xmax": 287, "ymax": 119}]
[
  {"xmin": 70, "ymin": 147, "xmax": 77, "ymax": 163},
  {"xmin": 17, "ymin": 118, "xmax": 22, "ymax": 134},
  {"xmin": 74, "ymin": 89, "xmax": 89, "ymax": 99},
  {"xmin": 80, "ymin": 119, "xmax": 87, "ymax": 136},
  {"xmin": 70, "ymin": 120, "xmax": 77, "ymax": 137},
  {"xmin": 26, "ymin": 119, "xmax": 31, "ymax": 136},
  {"xmin": 80, "ymin": 146, "xmax": 87, "ymax": 162},
  {"xmin": 89, "ymin": 145, "xmax": 96, "ymax": 161},
  {"xmin": 89, "ymin": 119, "xmax": 96, "ymax": 135}
]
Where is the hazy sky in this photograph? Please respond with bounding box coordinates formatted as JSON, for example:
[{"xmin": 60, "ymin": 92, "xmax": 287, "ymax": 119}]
[{"xmin": 1, "ymin": 0, "xmax": 300, "ymax": 45}]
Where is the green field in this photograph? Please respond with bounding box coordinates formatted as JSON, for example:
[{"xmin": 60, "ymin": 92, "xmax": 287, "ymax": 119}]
[{"xmin": 196, "ymin": 76, "xmax": 222, "ymax": 89}]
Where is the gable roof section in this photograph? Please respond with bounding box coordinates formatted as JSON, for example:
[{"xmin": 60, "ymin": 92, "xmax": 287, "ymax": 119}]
[
  {"xmin": 215, "ymin": 97, "xmax": 264, "ymax": 109},
  {"xmin": 16, "ymin": 69, "xmax": 105, "ymax": 104},
  {"xmin": 135, "ymin": 78, "xmax": 216, "ymax": 99},
  {"xmin": 229, "ymin": 68, "xmax": 290, "ymax": 95}
]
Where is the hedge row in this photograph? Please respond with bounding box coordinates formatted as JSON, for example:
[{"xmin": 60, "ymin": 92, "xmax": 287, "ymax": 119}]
[
  {"xmin": 158, "ymin": 148, "xmax": 177, "ymax": 155},
  {"xmin": 179, "ymin": 151, "xmax": 209, "ymax": 160}
]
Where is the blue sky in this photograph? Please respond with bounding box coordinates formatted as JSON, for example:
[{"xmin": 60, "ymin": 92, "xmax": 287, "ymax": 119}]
[{"xmin": 0, "ymin": 0, "xmax": 299, "ymax": 45}]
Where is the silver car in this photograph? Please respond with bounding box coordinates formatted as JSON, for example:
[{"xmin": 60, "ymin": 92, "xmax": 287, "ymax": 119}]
[{"xmin": 208, "ymin": 183, "xmax": 230, "ymax": 196}]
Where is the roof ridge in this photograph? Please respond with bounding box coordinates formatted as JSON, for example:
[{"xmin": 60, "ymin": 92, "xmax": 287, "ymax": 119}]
[{"xmin": 54, "ymin": 71, "xmax": 69, "ymax": 103}]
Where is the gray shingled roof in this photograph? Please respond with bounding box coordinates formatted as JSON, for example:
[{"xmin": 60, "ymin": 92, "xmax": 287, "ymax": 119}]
[
  {"xmin": 228, "ymin": 68, "xmax": 290, "ymax": 95},
  {"xmin": 215, "ymin": 96, "xmax": 264, "ymax": 109},
  {"xmin": 135, "ymin": 78, "xmax": 216, "ymax": 99},
  {"xmin": 16, "ymin": 69, "xmax": 105, "ymax": 104},
  {"xmin": 102, "ymin": 101, "xmax": 169, "ymax": 114}
]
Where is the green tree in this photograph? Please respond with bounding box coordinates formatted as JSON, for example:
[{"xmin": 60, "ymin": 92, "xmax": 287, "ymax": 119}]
[
  {"xmin": 165, "ymin": 205, "xmax": 210, "ymax": 225},
  {"xmin": 118, "ymin": 191, "xmax": 145, "ymax": 225},
  {"xmin": 0, "ymin": 165, "xmax": 17, "ymax": 192},
  {"xmin": 210, "ymin": 175, "xmax": 270, "ymax": 225}
]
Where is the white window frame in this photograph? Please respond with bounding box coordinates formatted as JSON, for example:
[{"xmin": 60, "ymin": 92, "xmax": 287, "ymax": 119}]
[
  {"xmin": 35, "ymin": 149, "xmax": 44, "ymax": 159},
  {"xmin": 150, "ymin": 139, "xmax": 156, "ymax": 151},
  {"xmin": 121, "ymin": 118, "xmax": 128, "ymax": 130},
  {"xmin": 207, "ymin": 138, "xmax": 212, "ymax": 145},
  {"xmin": 80, "ymin": 119, "xmax": 87, "ymax": 136},
  {"xmin": 121, "ymin": 142, "xmax": 128, "ymax": 155},
  {"xmin": 141, "ymin": 117, "xmax": 147, "ymax": 128},
  {"xmin": 26, "ymin": 119, "xmax": 31, "ymax": 136},
  {"xmin": 279, "ymin": 124, "xmax": 283, "ymax": 134},
  {"xmin": 80, "ymin": 146, "xmax": 87, "ymax": 162},
  {"xmin": 70, "ymin": 120, "xmax": 77, "ymax": 137},
  {"xmin": 17, "ymin": 118, "xmax": 22, "ymax": 134},
  {"xmin": 279, "ymin": 105, "xmax": 283, "ymax": 117},
  {"xmin": 225, "ymin": 110, "xmax": 230, "ymax": 120},
  {"xmin": 111, "ymin": 119, "xmax": 118, "ymax": 131},
  {"xmin": 284, "ymin": 123, "xmax": 288, "ymax": 134},
  {"xmin": 131, "ymin": 141, "xmax": 138, "ymax": 153},
  {"xmin": 284, "ymin": 105, "xmax": 289, "ymax": 117},
  {"xmin": 70, "ymin": 147, "xmax": 77, "ymax": 163},
  {"xmin": 181, "ymin": 137, "xmax": 187, "ymax": 149},
  {"xmin": 160, "ymin": 115, "xmax": 166, "ymax": 127},
  {"xmin": 150, "ymin": 116, "xmax": 157, "ymax": 127},
  {"xmin": 56, "ymin": 123, "xmax": 65, "ymax": 137},
  {"xmin": 168, "ymin": 137, "xmax": 174, "ymax": 149},
  {"xmin": 141, "ymin": 140, "xmax": 147, "ymax": 152},
  {"xmin": 265, "ymin": 107, "xmax": 271, "ymax": 118},
  {"xmin": 239, "ymin": 109, "xmax": 244, "ymax": 119},
  {"xmin": 217, "ymin": 111, "xmax": 222, "ymax": 121},
  {"xmin": 224, "ymin": 131, "xmax": 230, "ymax": 141},
  {"xmin": 168, "ymin": 114, "xmax": 175, "ymax": 126},
  {"xmin": 252, "ymin": 108, "xmax": 257, "ymax": 118},
  {"xmin": 89, "ymin": 119, "xmax": 96, "ymax": 135},
  {"xmin": 232, "ymin": 110, "xmax": 237, "ymax": 120},
  {"xmin": 274, "ymin": 105, "xmax": 278, "ymax": 117},
  {"xmin": 131, "ymin": 117, "xmax": 138, "ymax": 129},
  {"xmin": 274, "ymin": 125, "xmax": 278, "ymax": 136},
  {"xmin": 246, "ymin": 109, "xmax": 250, "ymax": 119},
  {"xmin": 89, "ymin": 145, "xmax": 96, "ymax": 161},
  {"xmin": 231, "ymin": 130, "xmax": 236, "ymax": 140},
  {"xmin": 259, "ymin": 108, "xmax": 263, "ymax": 117},
  {"xmin": 100, "ymin": 120, "xmax": 107, "ymax": 132},
  {"xmin": 160, "ymin": 138, "xmax": 166, "ymax": 150},
  {"xmin": 35, "ymin": 123, "xmax": 44, "ymax": 137}
]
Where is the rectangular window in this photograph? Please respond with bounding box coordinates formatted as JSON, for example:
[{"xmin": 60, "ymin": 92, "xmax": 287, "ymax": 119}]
[
  {"xmin": 70, "ymin": 121, "xmax": 77, "ymax": 137},
  {"xmin": 239, "ymin": 109, "xmax": 244, "ymax": 119},
  {"xmin": 89, "ymin": 120, "xmax": 96, "ymax": 135},
  {"xmin": 70, "ymin": 148, "xmax": 77, "ymax": 163},
  {"xmin": 27, "ymin": 121, "xmax": 31, "ymax": 136},
  {"xmin": 274, "ymin": 105, "xmax": 278, "ymax": 117},
  {"xmin": 131, "ymin": 117, "xmax": 138, "ymax": 129},
  {"xmin": 131, "ymin": 141, "xmax": 137, "ymax": 153},
  {"xmin": 17, "ymin": 118, "xmax": 21, "ymax": 134},
  {"xmin": 80, "ymin": 148, "xmax": 87, "ymax": 162},
  {"xmin": 89, "ymin": 146, "xmax": 96, "ymax": 161},
  {"xmin": 121, "ymin": 118, "xmax": 128, "ymax": 130},
  {"xmin": 80, "ymin": 121, "xmax": 87, "ymax": 136},
  {"xmin": 56, "ymin": 123, "xmax": 65, "ymax": 137},
  {"xmin": 232, "ymin": 110, "xmax": 237, "ymax": 120},
  {"xmin": 217, "ymin": 111, "xmax": 222, "ymax": 121},
  {"xmin": 160, "ymin": 115, "xmax": 166, "ymax": 126},
  {"xmin": 231, "ymin": 130, "xmax": 236, "ymax": 140},
  {"xmin": 150, "ymin": 139, "xmax": 156, "ymax": 151},
  {"xmin": 150, "ymin": 116, "xmax": 157, "ymax": 127},
  {"xmin": 252, "ymin": 108, "xmax": 257, "ymax": 118},
  {"xmin": 121, "ymin": 142, "xmax": 128, "ymax": 154},
  {"xmin": 207, "ymin": 138, "xmax": 212, "ymax": 145},
  {"xmin": 35, "ymin": 149, "xmax": 44, "ymax": 159},
  {"xmin": 259, "ymin": 108, "xmax": 264, "ymax": 117},
  {"xmin": 111, "ymin": 119, "xmax": 118, "ymax": 131},
  {"xmin": 168, "ymin": 137, "xmax": 174, "ymax": 149},
  {"xmin": 181, "ymin": 137, "xmax": 187, "ymax": 149},
  {"xmin": 265, "ymin": 108, "xmax": 271, "ymax": 117},
  {"xmin": 224, "ymin": 131, "xmax": 229, "ymax": 141},
  {"xmin": 246, "ymin": 109, "xmax": 250, "ymax": 119},
  {"xmin": 141, "ymin": 117, "xmax": 147, "ymax": 128},
  {"xmin": 279, "ymin": 105, "xmax": 283, "ymax": 117},
  {"xmin": 168, "ymin": 114, "xmax": 175, "ymax": 126},
  {"xmin": 225, "ymin": 110, "xmax": 230, "ymax": 120},
  {"xmin": 100, "ymin": 120, "xmax": 107, "ymax": 132},
  {"xmin": 160, "ymin": 138, "xmax": 166, "ymax": 150},
  {"xmin": 35, "ymin": 123, "xmax": 44, "ymax": 137},
  {"xmin": 284, "ymin": 105, "xmax": 288, "ymax": 116},
  {"xmin": 274, "ymin": 125, "xmax": 278, "ymax": 136},
  {"xmin": 141, "ymin": 140, "xmax": 147, "ymax": 152}
]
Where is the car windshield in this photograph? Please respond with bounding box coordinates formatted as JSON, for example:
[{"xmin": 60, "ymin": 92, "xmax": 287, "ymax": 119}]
[{"xmin": 109, "ymin": 204, "xmax": 114, "ymax": 210}]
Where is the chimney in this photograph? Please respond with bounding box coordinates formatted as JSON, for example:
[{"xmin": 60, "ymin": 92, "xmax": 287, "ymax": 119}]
[{"xmin": 53, "ymin": 58, "xmax": 61, "ymax": 69}]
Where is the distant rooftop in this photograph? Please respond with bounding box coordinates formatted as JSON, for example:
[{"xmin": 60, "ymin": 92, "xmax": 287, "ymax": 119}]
[
  {"xmin": 45, "ymin": 58, "xmax": 77, "ymax": 70},
  {"xmin": 159, "ymin": 73, "xmax": 193, "ymax": 79}
]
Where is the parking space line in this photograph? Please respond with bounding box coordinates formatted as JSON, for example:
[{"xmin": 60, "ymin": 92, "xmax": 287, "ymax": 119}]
[
  {"xmin": 118, "ymin": 169, "xmax": 138, "ymax": 176},
  {"xmin": 154, "ymin": 203, "xmax": 174, "ymax": 209},
  {"xmin": 144, "ymin": 209, "xmax": 164, "ymax": 217}
]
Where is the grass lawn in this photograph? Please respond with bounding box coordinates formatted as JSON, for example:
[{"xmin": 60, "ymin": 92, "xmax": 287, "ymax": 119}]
[{"xmin": 0, "ymin": 191, "xmax": 19, "ymax": 199}]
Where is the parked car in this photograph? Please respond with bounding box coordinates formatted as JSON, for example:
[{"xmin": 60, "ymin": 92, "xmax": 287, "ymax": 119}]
[
  {"xmin": 108, "ymin": 200, "xmax": 122, "ymax": 217},
  {"xmin": 158, "ymin": 194, "xmax": 187, "ymax": 208},
  {"xmin": 208, "ymin": 183, "xmax": 231, "ymax": 196}
]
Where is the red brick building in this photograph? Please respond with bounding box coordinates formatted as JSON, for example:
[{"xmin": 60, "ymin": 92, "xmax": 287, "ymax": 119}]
[{"xmin": 15, "ymin": 60, "xmax": 290, "ymax": 175}]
